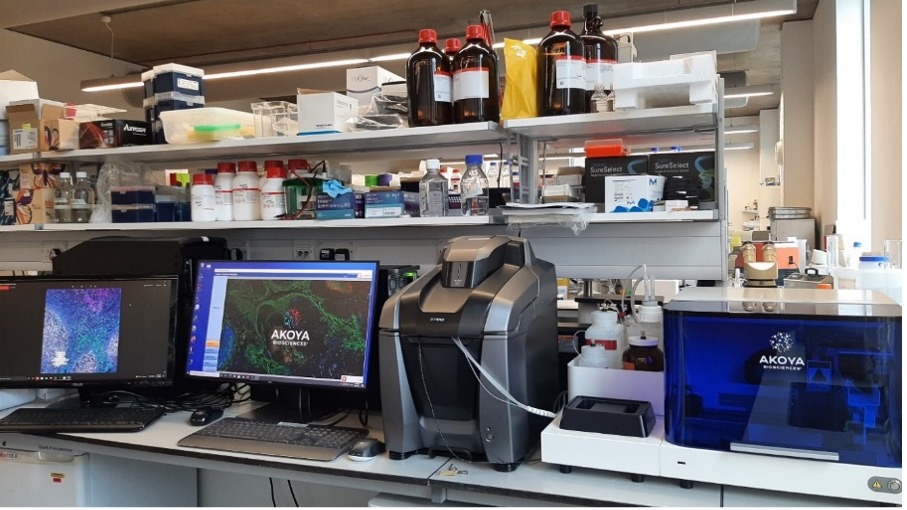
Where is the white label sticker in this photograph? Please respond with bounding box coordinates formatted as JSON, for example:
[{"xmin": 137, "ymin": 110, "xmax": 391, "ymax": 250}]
[
  {"xmin": 585, "ymin": 59, "xmax": 617, "ymax": 90},
  {"xmin": 12, "ymin": 128, "xmax": 38, "ymax": 150},
  {"xmin": 556, "ymin": 57, "xmax": 586, "ymax": 90},
  {"xmin": 453, "ymin": 68, "xmax": 490, "ymax": 101},
  {"xmin": 434, "ymin": 72, "xmax": 452, "ymax": 103},
  {"xmin": 177, "ymin": 77, "xmax": 200, "ymax": 91}
]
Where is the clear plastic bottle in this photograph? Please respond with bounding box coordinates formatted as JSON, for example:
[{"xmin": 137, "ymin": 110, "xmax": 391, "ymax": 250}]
[
  {"xmin": 406, "ymin": 29, "xmax": 452, "ymax": 127},
  {"xmin": 419, "ymin": 158, "xmax": 448, "ymax": 217},
  {"xmin": 190, "ymin": 173, "xmax": 217, "ymax": 222},
  {"xmin": 214, "ymin": 162, "xmax": 235, "ymax": 221},
  {"xmin": 70, "ymin": 171, "xmax": 95, "ymax": 223},
  {"xmin": 232, "ymin": 160, "xmax": 261, "ymax": 221},
  {"xmin": 460, "ymin": 154, "xmax": 489, "ymax": 216},
  {"xmin": 452, "ymin": 24, "xmax": 500, "ymax": 123},
  {"xmin": 260, "ymin": 160, "xmax": 288, "ymax": 220},
  {"xmin": 585, "ymin": 310, "xmax": 624, "ymax": 369},
  {"xmin": 538, "ymin": 10, "xmax": 587, "ymax": 116},
  {"xmin": 53, "ymin": 171, "xmax": 74, "ymax": 223},
  {"xmin": 580, "ymin": 3, "xmax": 619, "ymax": 108}
]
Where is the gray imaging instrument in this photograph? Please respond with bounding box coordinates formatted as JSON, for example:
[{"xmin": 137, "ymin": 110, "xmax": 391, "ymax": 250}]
[{"xmin": 379, "ymin": 235, "xmax": 558, "ymax": 471}]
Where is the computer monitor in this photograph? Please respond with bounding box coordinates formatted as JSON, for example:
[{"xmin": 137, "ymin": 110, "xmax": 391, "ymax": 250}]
[
  {"xmin": 185, "ymin": 260, "xmax": 380, "ymax": 421},
  {"xmin": 0, "ymin": 275, "xmax": 179, "ymax": 405}
]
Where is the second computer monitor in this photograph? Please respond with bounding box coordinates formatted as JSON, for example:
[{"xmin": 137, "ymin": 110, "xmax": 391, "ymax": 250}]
[{"xmin": 186, "ymin": 260, "xmax": 380, "ymax": 391}]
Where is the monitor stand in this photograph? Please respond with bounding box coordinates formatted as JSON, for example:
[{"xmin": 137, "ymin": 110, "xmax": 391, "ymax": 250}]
[
  {"xmin": 238, "ymin": 386, "xmax": 342, "ymax": 424},
  {"xmin": 45, "ymin": 387, "xmax": 124, "ymax": 409}
]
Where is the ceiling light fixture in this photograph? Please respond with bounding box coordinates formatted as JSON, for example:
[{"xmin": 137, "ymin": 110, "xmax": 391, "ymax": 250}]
[
  {"xmin": 602, "ymin": 0, "xmax": 796, "ymax": 35},
  {"xmin": 82, "ymin": 0, "xmax": 795, "ymax": 93},
  {"xmin": 81, "ymin": 58, "xmax": 369, "ymax": 92}
]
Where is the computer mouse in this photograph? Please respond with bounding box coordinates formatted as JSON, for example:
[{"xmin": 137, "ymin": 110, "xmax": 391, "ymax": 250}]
[
  {"xmin": 189, "ymin": 407, "xmax": 223, "ymax": 426},
  {"xmin": 346, "ymin": 438, "xmax": 385, "ymax": 461}
]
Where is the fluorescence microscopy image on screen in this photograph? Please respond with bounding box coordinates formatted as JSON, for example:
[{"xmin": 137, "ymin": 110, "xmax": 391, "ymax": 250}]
[
  {"xmin": 217, "ymin": 278, "xmax": 371, "ymax": 379},
  {"xmin": 41, "ymin": 288, "xmax": 122, "ymax": 374}
]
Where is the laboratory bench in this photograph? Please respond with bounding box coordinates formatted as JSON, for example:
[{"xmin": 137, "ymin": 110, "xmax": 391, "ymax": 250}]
[{"xmin": 0, "ymin": 399, "xmax": 877, "ymax": 507}]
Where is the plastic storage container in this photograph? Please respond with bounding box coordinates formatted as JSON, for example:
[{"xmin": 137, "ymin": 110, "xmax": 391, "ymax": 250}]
[
  {"xmin": 260, "ymin": 161, "xmax": 287, "ymax": 220},
  {"xmin": 251, "ymin": 101, "xmax": 298, "ymax": 138},
  {"xmin": 159, "ymin": 108, "xmax": 255, "ymax": 144},
  {"xmin": 232, "ymin": 161, "xmax": 260, "ymax": 221},
  {"xmin": 190, "ymin": 173, "xmax": 216, "ymax": 222},
  {"xmin": 214, "ymin": 162, "xmax": 235, "ymax": 221}
]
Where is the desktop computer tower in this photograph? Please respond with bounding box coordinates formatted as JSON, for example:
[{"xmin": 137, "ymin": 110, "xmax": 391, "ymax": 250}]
[{"xmin": 52, "ymin": 236, "xmax": 230, "ymax": 392}]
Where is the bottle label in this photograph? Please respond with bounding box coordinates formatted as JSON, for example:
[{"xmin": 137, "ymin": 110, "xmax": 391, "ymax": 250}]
[
  {"xmin": 585, "ymin": 58, "xmax": 617, "ymax": 91},
  {"xmin": 433, "ymin": 71, "xmax": 452, "ymax": 103},
  {"xmin": 556, "ymin": 56, "xmax": 586, "ymax": 90},
  {"xmin": 233, "ymin": 189, "xmax": 260, "ymax": 205},
  {"xmin": 587, "ymin": 339, "xmax": 618, "ymax": 350},
  {"xmin": 215, "ymin": 189, "xmax": 233, "ymax": 207},
  {"xmin": 453, "ymin": 68, "xmax": 490, "ymax": 100},
  {"xmin": 460, "ymin": 179, "xmax": 486, "ymax": 200},
  {"xmin": 70, "ymin": 198, "xmax": 89, "ymax": 210}
]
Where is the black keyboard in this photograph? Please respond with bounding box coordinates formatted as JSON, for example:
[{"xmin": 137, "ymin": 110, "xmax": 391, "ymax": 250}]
[
  {"xmin": 177, "ymin": 418, "xmax": 368, "ymax": 461},
  {"xmin": 0, "ymin": 407, "xmax": 165, "ymax": 433}
]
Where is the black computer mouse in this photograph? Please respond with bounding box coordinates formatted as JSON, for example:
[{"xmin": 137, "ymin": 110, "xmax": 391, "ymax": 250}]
[
  {"xmin": 189, "ymin": 407, "xmax": 224, "ymax": 426},
  {"xmin": 346, "ymin": 438, "xmax": 385, "ymax": 461}
]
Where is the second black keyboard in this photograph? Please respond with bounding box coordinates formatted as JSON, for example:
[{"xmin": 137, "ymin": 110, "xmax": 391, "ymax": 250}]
[
  {"xmin": 177, "ymin": 418, "xmax": 368, "ymax": 461},
  {"xmin": 0, "ymin": 407, "xmax": 165, "ymax": 433}
]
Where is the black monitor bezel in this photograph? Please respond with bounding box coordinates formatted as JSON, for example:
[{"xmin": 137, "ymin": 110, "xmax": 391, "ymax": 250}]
[
  {"xmin": 184, "ymin": 259, "xmax": 381, "ymax": 392},
  {"xmin": 0, "ymin": 273, "xmax": 180, "ymax": 390}
]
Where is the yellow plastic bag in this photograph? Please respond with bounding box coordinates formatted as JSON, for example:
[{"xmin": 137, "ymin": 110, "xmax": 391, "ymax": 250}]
[{"xmin": 501, "ymin": 38, "xmax": 538, "ymax": 121}]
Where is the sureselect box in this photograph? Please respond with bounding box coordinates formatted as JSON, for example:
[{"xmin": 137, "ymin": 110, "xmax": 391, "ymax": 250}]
[
  {"xmin": 604, "ymin": 175, "xmax": 665, "ymax": 212},
  {"xmin": 583, "ymin": 156, "xmax": 648, "ymax": 203}
]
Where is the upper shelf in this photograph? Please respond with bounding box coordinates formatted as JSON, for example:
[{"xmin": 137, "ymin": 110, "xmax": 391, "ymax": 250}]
[
  {"xmin": 503, "ymin": 103, "xmax": 719, "ymax": 141},
  {"xmin": 0, "ymin": 122, "xmax": 510, "ymax": 168}
]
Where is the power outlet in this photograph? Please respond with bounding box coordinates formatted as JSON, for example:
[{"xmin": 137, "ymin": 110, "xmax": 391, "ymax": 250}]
[
  {"xmin": 293, "ymin": 243, "xmax": 315, "ymax": 260},
  {"xmin": 317, "ymin": 241, "xmax": 355, "ymax": 260}
]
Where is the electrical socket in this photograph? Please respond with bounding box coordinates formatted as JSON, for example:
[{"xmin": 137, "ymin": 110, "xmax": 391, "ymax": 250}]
[
  {"xmin": 317, "ymin": 241, "xmax": 355, "ymax": 260},
  {"xmin": 293, "ymin": 243, "xmax": 315, "ymax": 260}
]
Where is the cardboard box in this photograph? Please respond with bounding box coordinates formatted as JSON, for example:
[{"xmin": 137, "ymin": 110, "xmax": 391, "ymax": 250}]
[
  {"xmin": 18, "ymin": 163, "xmax": 64, "ymax": 189},
  {"xmin": 583, "ymin": 155, "xmax": 648, "ymax": 203},
  {"xmin": 7, "ymin": 99, "xmax": 79, "ymax": 153},
  {"xmin": 0, "ymin": 71, "xmax": 39, "ymax": 121},
  {"xmin": 296, "ymin": 91, "xmax": 358, "ymax": 134},
  {"xmin": 364, "ymin": 190, "xmax": 404, "ymax": 218},
  {"xmin": 648, "ymin": 152, "xmax": 715, "ymax": 208},
  {"xmin": 346, "ymin": 66, "xmax": 403, "ymax": 108},
  {"xmin": 79, "ymin": 120, "xmax": 152, "ymax": 149},
  {"xmin": 14, "ymin": 187, "xmax": 55, "ymax": 224},
  {"xmin": 0, "ymin": 170, "xmax": 18, "ymax": 225},
  {"xmin": 315, "ymin": 192, "xmax": 355, "ymax": 220},
  {"xmin": 604, "ymin": 174, "xmax": 665, "ymax": 212}
]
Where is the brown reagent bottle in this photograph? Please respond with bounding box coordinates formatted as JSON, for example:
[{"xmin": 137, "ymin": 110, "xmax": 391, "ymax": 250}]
[
  {"xmin": 406, "ymin": 29, "xmax": 452, "ymax": 127},
  {"xmin": 453, "ymin": 25, "xmax": 500, "ymax": 123},
  {"xmin": 538, "ymin": 10, "xmax": 587, "ymax": 116}
]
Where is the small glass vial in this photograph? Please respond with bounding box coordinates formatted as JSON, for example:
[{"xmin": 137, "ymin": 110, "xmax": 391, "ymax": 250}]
[
  {"xmin": 622, "ymin": 335, "xmax": 664, "ymax": 371},
  {"xmin": 590, "ymin": 83, "xmax": 613, "ymax": 113}
]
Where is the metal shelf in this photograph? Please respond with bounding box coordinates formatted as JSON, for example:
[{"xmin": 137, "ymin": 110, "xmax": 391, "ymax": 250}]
[
  {"xmin": 0, "ymin": 153, "xmax": 37, "ymax": 170},
  {"xmin": 587, "ymin": 210, "xmax": 718, "ymax": 223},
  {"xmin": 503, "ymin": 104, "xmax": 719, "ymax": 141},
  {"xmin": 30, "ymin": 122, "xmax": 510, "ymax": 166}
]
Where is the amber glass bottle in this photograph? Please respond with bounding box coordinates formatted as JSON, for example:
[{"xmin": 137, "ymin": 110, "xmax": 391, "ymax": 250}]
[
  {"xmin": 444, "ymin": 38, "xmax": 462, "ymax": 64},
  {"xmin": 538, "ymin": 11, "xmax": 587, "ymax": 116},
  {"xmin": 406, "ymin": 29, "xmax": 452, "ymax": 127},
  {"xmin": 580, "ymin": 3, "xmax": 619, "ymax": 109},
  {"xmin": 452, "ymin": 25, "xmax": 500, "ymax": 123}
]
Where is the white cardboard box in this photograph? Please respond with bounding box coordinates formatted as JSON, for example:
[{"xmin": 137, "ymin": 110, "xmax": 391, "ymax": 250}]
[
  {"xmin": 296, "ymin": 92, "xmax": 358, "ymax": 134},
  {"xmin": 346, "ymin": 66, "xmax": 403, "ymax": 109},
  {"xmin": 0, "ymin": 71, "xmax": 39, "ymax": 120},
  {"xmin": 604, "ymin": 174, "xmax": 665, "ymax": 212}
]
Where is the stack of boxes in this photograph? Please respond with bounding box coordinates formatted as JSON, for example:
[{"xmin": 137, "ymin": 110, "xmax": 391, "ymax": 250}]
[
  {"xmin": 143, "ymin": 64, "xmax": 205, "ymax": 144},
  {"xmin": 14, "ymin": 162, "xmax": 64, "ymax": 224}
]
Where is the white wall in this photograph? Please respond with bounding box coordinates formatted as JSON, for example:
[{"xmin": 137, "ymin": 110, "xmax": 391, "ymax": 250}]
[
  {"xmin": 869, "ymin": 0, "xmax": 902, "ymax": 251},
  {"xmin": 725, "ymin": 143, "xmax": 761, "ymax": 231},
  {"xmin": 0, "ymin": 29, "xmax": 141, "ymax": 114},
  {"xmin": 780, "ymin": 20, "xmax": 815, "ymax": 211}
]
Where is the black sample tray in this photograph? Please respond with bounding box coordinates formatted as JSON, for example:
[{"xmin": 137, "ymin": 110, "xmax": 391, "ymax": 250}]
[{"xmin": 560, "ymin": 395, "xmax": 656, "ymax": 438}]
